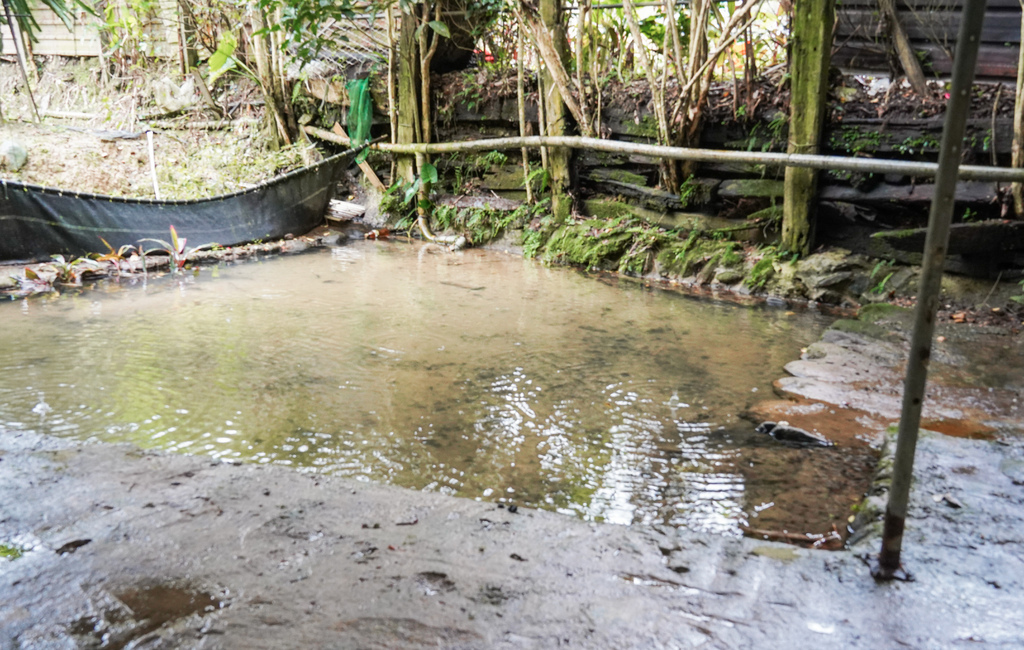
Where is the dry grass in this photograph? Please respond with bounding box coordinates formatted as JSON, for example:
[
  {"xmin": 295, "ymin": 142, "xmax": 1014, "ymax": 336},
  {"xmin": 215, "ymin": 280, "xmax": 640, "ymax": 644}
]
[{"xmin": 1, "ymin": 57, "xmax": 316, "ymax": 199}]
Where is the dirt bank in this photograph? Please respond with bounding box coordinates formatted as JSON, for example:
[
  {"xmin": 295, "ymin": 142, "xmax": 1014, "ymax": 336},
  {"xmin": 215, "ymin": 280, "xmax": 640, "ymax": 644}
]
[{"xmin": 2, "ymin": 308, "xmax": 1023, "ymax": 648}]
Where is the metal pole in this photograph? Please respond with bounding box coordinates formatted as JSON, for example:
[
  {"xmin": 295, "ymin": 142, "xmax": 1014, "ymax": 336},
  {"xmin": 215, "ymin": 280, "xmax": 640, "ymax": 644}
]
[
  {"xmin": 873, "ymin": 0, "xmax": 988, "ymax": 581},
  {"xmin": 147, "ymin": 131, "xmax": 161, "ymax": 200}
]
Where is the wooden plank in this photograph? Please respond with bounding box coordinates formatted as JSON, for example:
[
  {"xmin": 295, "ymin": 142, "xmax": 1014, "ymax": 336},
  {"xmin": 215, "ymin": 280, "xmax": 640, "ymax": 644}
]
[
  {"xmin": 325, "ymin": 199, "xmax": 367, "ymax": 221},
  {"xmin": 332, "ymin": 122, "xmax": 386, "ymax": 191},
  {"xmin": 839, "ymin": 9, "xmax": 1021, "ymax": 43},
  {"xmin": 1, "ymin": 2, "xmax": 101, "ymax": 57},
  {"xmin": 837, "ymin": 8, "xmax": 1021, "ymax": 43},
  {"xmin": 872, "ymin": 219, "xmax": 1024, "ymax": 254},
  {"xmin": 820, "ymin": 180, "xmax": 998, "ymax": 203},
  {"xmin": 837, "ymin": 0, "xmax": 1020, "ymax": 8},
  {"xmin": 833, "ymin": 41, "xmax": 1020, "ymax": 77}
]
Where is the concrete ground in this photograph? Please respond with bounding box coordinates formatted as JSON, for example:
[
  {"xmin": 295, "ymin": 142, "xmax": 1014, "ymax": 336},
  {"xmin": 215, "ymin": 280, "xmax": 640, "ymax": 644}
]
[{"xmin": 2, "ymin": 306, "xmax": 1023, "ymax": 649}]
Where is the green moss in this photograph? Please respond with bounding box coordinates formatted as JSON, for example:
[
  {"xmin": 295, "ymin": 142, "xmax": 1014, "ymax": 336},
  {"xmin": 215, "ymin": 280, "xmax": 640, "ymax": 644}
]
[
  {"xmin": 541, "ymin": 214, "xmax": 681, "ymax": 275},
  {"xmin": 623, "ymin": 114, "xmax": 659, "ymax": 139},
  {"xmin": 718, "ymin": 179, "xmax": 785, "ymax": 199},
  {"xmin": 602, "ymin": 169, "xmax": 648, "ymax": 186},
  {"xmin": 656, "ymin": 233, "xmax": 741, "ymax": 278},
  {"xmin": 678, "ymin": 176, "xmax": 714, "ymax": 208},
  {"xmin": 746, "ymin": 204, "xmax": 784, "ymax": 224},
  {"xmin": 582, "ymin": 199, "xmax": 634, "ymax": 221},
  {"xmin": 858, "ymin": 303, "xmax": 912, "ymax": 323},
  {"xmin": 544, "ymin": 220, "xmax": 636, "ymax": 270},
  {"xmin": 744, "ymin": 248, "xmax": 778, "ymax": 290},
  {"xmin": 873, "ymin": 229, "xmax": 919, "ymax": 240},
  {"xmin": 830, "ymin": 318, "xmax": 893, "ymax": 340},
  {"xmin": 1, "ymin": 543, "xmax": 23, "ymax": 561},
  {"xmin": 431, "ymin": 202, "xmax": 539, "ymax": 245}
]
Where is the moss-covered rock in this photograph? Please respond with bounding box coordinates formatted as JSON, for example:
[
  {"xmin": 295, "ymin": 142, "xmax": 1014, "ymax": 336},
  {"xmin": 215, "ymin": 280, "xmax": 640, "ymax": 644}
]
[
  {"xmin": 829, "ymin": 318, "xmax": 896, "ymax": 340},
  {"xmin": 857, "ymin": 303, "xmax": 913, "ymax": 324}
]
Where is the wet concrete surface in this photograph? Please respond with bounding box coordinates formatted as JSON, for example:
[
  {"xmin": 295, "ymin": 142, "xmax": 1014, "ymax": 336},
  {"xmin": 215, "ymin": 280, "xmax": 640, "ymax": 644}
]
[{"xmin": 2, "ymin": 310, "xmax": 1024, "ymax": 648}]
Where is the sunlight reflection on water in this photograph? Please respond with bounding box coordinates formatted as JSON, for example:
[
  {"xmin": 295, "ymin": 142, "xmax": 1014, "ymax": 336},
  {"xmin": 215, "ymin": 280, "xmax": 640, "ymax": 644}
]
[{"xmin": 0, "ymin": 239, "xmax": 851, "ymax": 535}]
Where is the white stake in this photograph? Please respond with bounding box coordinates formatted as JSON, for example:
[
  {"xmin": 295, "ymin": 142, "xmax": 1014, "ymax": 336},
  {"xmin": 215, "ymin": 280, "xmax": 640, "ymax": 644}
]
[{"xmin": 147, "ymin": 130, "xmax": 161, "ymax": 200}]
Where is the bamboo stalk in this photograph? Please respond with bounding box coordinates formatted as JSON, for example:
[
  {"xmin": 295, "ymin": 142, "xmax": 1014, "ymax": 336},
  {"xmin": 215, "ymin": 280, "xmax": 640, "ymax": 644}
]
[
  {"xmin": 419, "ymin": 1, "xmax": 442, "ymax": 148},
  {"xmin": 622, "ymin": 0, "xmax": 668, "ymax": 146},
  {"xmin": 2, "ymin": 0, "xmax": 40, "ymax": 122},
  {"xmin": 387, "ymin": 3, "xmax": 398, "ymax": 146},
  {"xmin": 536, "ymin": 59, "xmax": 550, "ymax": 173},
  {"xmin": 518, "ymin": 5, "xmax": 595, "ymax": 138},
  {"xmin": 300, "ymin": 127, "xmax": 1024, "ymax": 182},
  {"xmin": 517, "ymin": 21, "xmax": 534, "ymax": 203}
]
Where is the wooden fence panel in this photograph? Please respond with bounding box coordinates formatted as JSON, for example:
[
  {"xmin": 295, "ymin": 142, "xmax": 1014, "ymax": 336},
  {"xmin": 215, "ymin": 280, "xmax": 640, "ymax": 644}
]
[
  {"xmin": 0, "ymin": 0, "xmax": 179, "ymax": 59},
  {"xmin": 834, "ymin": 0, "xmax": 1022, "ymax": 79}
]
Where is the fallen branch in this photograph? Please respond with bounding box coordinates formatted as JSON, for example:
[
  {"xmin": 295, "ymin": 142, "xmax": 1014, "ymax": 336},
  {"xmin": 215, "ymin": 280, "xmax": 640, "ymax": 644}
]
[
  {"xmin": 741, "ymin": 525, "xmax": 843, "ymax": 549},
  {"xmin": 144, "ymin": 118, "xmax": 260, "ymax": 130}
]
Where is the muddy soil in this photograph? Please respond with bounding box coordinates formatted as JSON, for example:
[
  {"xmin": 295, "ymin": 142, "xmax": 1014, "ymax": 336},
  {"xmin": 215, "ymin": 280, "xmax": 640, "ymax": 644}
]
[{"xmin": 2, "ymin": 295, "xmax": 1023, "ymax": 648}]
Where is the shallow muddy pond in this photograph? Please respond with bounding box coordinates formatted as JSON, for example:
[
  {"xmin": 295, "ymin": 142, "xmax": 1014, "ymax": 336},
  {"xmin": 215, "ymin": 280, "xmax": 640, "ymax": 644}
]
[{"xmin": 0, "ymin": 239, "xmax": 875, "ymax": 537}]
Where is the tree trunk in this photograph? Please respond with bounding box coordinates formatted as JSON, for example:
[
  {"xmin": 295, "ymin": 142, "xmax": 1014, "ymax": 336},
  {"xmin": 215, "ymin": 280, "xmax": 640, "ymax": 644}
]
[
  {"xmin": 250, "ymin": 8, "xmax": 289, "ymax": 148},
  {"xmin": 537, "ymin": 0, "xmax": 573, "ymax": 223},
  {"xmin": 396, "ymin": 7, "xmax": 420, "ymax": 184},
  {"xmin": 782, "ymin": 0, "xmax": 835, "ymax": 256},
  {"xmin": 517, "ymin": 22, "xmax": 534, "ymax": 203}
]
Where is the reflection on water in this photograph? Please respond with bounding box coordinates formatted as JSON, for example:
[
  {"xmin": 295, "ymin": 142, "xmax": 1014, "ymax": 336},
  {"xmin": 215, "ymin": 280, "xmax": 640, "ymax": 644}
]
[{"xmin": 0, "ymin": 239, "xmax": 857, "ymax": 536}]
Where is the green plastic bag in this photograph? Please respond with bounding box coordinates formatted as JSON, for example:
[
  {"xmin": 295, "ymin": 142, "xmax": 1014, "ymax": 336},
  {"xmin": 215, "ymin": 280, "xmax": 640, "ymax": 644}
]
[{"xmin": 346, "ymin": 78, "xmax": 373, "ymax": 163}]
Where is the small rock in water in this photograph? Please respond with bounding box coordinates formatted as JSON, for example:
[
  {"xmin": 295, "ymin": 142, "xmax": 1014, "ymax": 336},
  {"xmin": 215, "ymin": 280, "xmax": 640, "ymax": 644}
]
[
  {"xmin": 756, "ymin": 421, "xmax": 834, "ymax": 447},
  {"xmin": 1, "ymin": 140, "xmax": 29, "ymax": 171}
]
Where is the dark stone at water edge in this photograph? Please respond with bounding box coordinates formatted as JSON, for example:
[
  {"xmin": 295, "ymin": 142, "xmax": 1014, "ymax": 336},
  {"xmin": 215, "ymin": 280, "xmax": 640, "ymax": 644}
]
[{"xmin": 756, "ymin": 421, "xmax": 834, "ymax": 447}]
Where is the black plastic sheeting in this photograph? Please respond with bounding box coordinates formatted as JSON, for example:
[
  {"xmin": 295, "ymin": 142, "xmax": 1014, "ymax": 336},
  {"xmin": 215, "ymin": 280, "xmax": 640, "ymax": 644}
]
[{"xmin": 0, "ymin": 149, "xmax": 357, "ymax": 263}]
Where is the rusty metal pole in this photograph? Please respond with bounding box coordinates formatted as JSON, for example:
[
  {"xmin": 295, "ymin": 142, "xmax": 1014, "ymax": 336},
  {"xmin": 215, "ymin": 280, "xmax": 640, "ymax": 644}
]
[{"xmin": 873, "ymin": 0, "xmax": 988, "ymax": 581}]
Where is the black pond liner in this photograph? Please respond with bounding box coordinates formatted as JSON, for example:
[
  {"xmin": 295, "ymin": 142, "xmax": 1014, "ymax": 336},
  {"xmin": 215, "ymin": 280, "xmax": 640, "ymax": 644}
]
[{"xmin": 0, "ymin": 148, "xmax": 359, "ymax": 263}]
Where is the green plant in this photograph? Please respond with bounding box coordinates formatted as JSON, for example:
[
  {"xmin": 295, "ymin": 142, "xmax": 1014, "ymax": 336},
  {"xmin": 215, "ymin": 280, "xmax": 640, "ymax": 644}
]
[
  {"xmin": 896, "ymin": 134, "xmax": 940, "ymax": 155},
  {"xmin": 17, "ymin": 268, "xmax": 55, "ymax": 293},
  {"xmin": 45, "ymin": 254, "xmax": 104, "ymax": 286},
  {"xmin": 868, "ymin": 260, "xmax": 896, "ymax": 295},
  {"xmin": 830, "ymin": 126, "xmax": 883, "ymax": 155},
  {"xmin": 380, "ymin": 181, "xmax": 416, "ymax": 226},
  {"xmin": 98, "ymin": 0, "xmax": 159, "ymax": 69},
  {"xmin": 961, "ymin": 207, "xmax": 980, "ymax": 223},
  {"xmin": 1011, "ymin": 279, "xmax": 1024, "ymax": 304},
  {"xmin": 0, "ymin": 543, "xmax": 23, "ymax": 561},
  {"xmin": 139, "ymin": 226, "xmax": 219, "ymax": 273},
  {"xmin": 745, "ymin": 247, "xmax": 778, "ymax": 290},
  {"xmin": 254, "ymin": 0, "xmax": 362, "ymax": 69},
  {"xmin": 525, "ymin": 166, "xmax": 550, "ymax": 194},
  {"xmin": 472, "ymin": 150, "xmax": 509, "ymax": 170},
  {"xmin": 96, "ymin": 238, "xmax": 143, "ymax": 276}
]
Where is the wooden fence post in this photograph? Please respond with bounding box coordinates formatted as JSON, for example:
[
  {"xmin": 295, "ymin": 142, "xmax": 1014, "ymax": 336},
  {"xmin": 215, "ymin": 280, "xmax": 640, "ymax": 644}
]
[
  {"xmin": 396, "ymin": 7, "xmax": 419, "ymax": 184},
  {"xmin": 781, "ymin": 0, "xmax": 835, "ymax": 256},
  {"xmin": 539, "ymin": 0, "xmax": 573, "ymax": 224}
]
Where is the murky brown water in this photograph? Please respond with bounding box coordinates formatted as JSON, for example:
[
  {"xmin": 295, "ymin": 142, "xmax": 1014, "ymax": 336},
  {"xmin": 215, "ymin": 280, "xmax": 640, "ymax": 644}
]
[{"xmin": 0, "ymin": 240, "xmax": 867, "ymax": 536}]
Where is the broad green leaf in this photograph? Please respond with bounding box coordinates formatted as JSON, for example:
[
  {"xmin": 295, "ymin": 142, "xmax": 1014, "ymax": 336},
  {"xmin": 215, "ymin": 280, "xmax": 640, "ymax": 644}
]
[
  {"xmin": 404, "ymin": 179, "xmax": 422, "ymax": 204},
  {"xmin": 420, "ymin": 162, "xmax": 438, "ymax": 184},
  {"xmin": 427, "ymin": 21, "xmax": 450, "ymax": 39},
  {"xmin": 208, "ymin": 32, "xmax": 238, "ymax": 76}
]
